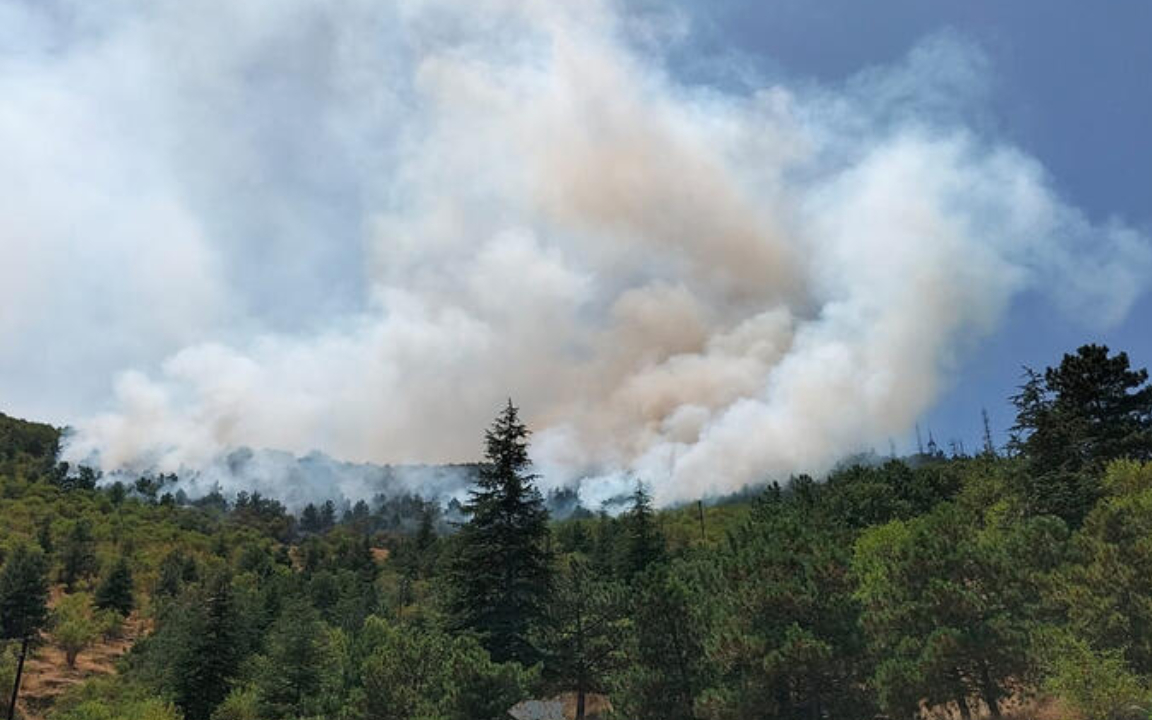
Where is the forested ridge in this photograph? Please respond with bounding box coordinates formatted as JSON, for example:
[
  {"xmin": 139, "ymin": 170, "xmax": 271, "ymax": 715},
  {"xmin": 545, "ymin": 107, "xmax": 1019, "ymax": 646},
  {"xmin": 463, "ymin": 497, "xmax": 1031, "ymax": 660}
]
[{"xmin": 3, "ymin": 344, "xmax": 1152, "ymax": 720}]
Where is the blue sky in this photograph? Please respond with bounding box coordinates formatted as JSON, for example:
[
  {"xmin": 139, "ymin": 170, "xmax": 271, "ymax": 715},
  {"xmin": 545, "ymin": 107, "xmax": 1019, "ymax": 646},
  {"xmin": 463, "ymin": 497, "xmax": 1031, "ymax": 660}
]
[{"xmin": 673, "ymin": 0, "xmax": 1152, "ymax": 450}]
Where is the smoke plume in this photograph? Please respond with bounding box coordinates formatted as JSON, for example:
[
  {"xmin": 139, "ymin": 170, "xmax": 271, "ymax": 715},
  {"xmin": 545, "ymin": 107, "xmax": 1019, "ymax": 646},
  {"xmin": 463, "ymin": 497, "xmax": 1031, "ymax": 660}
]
[{"xmin": 2, "ymin": 0, "xmax": 1148, "ymax": 504}]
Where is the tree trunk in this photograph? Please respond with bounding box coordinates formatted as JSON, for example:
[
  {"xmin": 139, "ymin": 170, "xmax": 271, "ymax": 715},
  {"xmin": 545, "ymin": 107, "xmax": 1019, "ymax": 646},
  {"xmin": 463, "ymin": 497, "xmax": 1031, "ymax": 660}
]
[
  {"xmin": 980, "ymin": 662, "xmax": 1002, "ymax": 719},
  {"xmin": 576, "ymin": 688, "xmax": 586, "ymax": 720},
  {"xmin": 6, "ymin": 636, "xmax": 28, "ymax": 720},
  {"xmin": 956, "ymin": 693, "xmax": 972, "ymax": 720}
]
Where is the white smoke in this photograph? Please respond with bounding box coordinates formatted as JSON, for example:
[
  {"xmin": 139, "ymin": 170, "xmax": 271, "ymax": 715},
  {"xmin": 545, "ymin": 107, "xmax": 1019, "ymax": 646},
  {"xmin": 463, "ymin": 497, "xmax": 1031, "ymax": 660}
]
[{"xmin": 2, "ymin": 0, "xmax": 1148, "ymax": 505}]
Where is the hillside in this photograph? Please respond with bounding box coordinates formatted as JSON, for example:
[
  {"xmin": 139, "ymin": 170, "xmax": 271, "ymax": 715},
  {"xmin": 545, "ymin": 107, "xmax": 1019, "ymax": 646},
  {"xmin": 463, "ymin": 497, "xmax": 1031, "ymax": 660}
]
[{"xmin": 2, "ymin": 345, "xmax": 1152, "ymax": 720}]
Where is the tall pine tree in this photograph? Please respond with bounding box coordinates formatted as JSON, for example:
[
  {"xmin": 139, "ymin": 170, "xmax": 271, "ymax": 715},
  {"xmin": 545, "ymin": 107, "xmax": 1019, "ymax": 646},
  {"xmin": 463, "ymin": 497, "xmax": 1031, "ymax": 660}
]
[
  {"xmin": 449, "ymin": 400, "xmax": 552, "ymax": 664},
  {"xmin": 624, "ymin": 481, "xmax": 664, "ymax": 580},
  {"xmin": 0, "ymin": 545, "xmax": 49, "ymax": 720}
]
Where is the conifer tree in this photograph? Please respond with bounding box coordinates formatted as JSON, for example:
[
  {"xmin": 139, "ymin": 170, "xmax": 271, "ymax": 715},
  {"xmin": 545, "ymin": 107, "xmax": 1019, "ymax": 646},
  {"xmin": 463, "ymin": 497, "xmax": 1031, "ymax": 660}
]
[
  {"xmin": 624, "ymin": 481, "xmax": 664, "ymax": 580},
  {"xmin": 448, "ymin": 400, "xmax": 552, "ymax": 664},
  {"xmin": 59, "ymin": 518, "xmax": 97, "ymax": 591},
  {"xmin": 320, "ymin": 500, "xmax": 337, "ymax": 531},
  {"xmin": 1011, "ymin": 344, "xmax": 1152, "ymax": 525},
  {"xmin": 256, "ymin": 597, "xmax": 332, "ymax": 719},
  {"xmin": 95, "ymin": 554, "xmax": 135, "ymax": 616},
  {"xmin": 540, "ymin": 557, "xmax": 627, "ymax": 720},
  {"xmin": 299, "ymin": 503, "xmax": 321, "ymax": 534},
  {"xmin": 35, "ymin": 517, "xmax": 53, "ymax": 556},
  {"xmin": 0, "ymin": 545, "xmax": 49, "ymax": 720},
  {"xmin": 172, "ymin": 570, "xmax": 243, "ymax": 720}
]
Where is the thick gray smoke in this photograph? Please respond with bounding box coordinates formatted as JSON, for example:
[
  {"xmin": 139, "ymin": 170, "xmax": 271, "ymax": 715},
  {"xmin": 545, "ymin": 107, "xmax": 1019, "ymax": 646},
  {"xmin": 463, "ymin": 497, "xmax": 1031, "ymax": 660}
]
[{"xmin": 2, "ymin": 0, "xmax": 1148, "ymax": 505}]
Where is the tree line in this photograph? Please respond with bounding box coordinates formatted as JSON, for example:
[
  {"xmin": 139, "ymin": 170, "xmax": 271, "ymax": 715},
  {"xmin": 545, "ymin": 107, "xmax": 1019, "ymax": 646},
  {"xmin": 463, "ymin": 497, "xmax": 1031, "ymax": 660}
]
[{"xmin": 1, "ymin": 343, "xmax": 1152, "ymax": 720}]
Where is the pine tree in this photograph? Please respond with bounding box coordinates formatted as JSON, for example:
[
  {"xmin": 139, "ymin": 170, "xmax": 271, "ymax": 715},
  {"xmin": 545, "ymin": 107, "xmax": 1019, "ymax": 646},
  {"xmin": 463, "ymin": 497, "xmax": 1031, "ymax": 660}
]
[
  {"xmin": 1010, "ymin": 345, "xmax": 1152, "ymax": 525},
  {"xmin": 320, "ymin": 500, "xmax": 337, "ymax": 531},
  {"xmin": 59, "ymin": 518, "xmax": 97, "ymax": 591},
  {"xmin": 624, "ymin": 481, "xmax": 664, "ymax": 580},
  {"xmin": 172, "ymin": 570, "xmax": 243, "ymax": 720},
  {"xmin": 416, "ymin": 501, "xmax": 437, "ymax": 553},
  {"xmin": 0, "ymin": 545, "xmax": 49, "ymax": 720},
  {"xmin": 35, "ymin": 517, "xmax": 53, "ymax": 556},
  {"xmin": 448, "ymin": 400, "xmax": 553, "ymax": 664},
  {"xmin": 94, "ymin": 554, "xmax": 135, "ymax": 616},
  {"xmin": 616, "ymin": 566, "xmax": 709, "ymax": 720},
  {"xmin": 299, "ymin": 503, "xmax": 321, "ymax": 534},
  {"xmin": 256, "ymin": 597, "xmax": 332, "ymax": 719},
  {"xmin": 540, "ymin": 557, "xmax": 627, "ymax": 720},
  {"xmin": 154, "ymin": 549, "xmax": 196, "ymax": 600}
]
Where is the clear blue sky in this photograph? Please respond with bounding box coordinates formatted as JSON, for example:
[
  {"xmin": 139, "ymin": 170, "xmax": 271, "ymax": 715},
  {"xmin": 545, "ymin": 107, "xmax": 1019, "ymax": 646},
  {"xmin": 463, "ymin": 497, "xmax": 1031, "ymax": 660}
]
[{"xmin": 673, "ymin": 0, "xmax": 1152, "ymax": 450}]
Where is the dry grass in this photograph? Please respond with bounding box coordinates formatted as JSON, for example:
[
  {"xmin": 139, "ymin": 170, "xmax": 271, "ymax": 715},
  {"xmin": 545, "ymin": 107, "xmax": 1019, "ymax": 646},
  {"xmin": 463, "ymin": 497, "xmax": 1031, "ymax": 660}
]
[{"xmin": 14, "ymin": 597, "xmax": 147, "ymax": 720}]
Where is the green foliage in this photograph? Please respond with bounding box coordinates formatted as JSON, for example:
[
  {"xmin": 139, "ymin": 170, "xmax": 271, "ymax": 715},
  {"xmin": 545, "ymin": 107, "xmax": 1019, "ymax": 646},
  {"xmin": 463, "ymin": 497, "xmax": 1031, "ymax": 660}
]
[
  {"xmin": 612, "ymin": 563, "xmax": 711, "ymax": 720},
  {"xmin": 448, "ymin": 400, "xmax": 553, "ymax": 665},
  {"xmin": 623, "ymin": 482, "xmax": 664, "ymax": 580},
  {"xmin": 360, "ymin": 615, "xmax": 534, "ymax": 720},
  {"xmin": 698, "ymin": 500, "xmax": 873, "ymax": 720},
  {"xmin": 51, "ymin": 678, "xmax": 182, "ymax": 720},
  {"xmin": 211, "ymin": 685, "xmax": 261, "ymax": 720},
  {"xmin": 135, "ymin": 570, "xmax": 246, "ymax": 720},
  {"xmin": 1053, "ymin": 460, "xmax": 1152, "ymax": 675},
  {"xmin": 1011, "ymin": 345, "xmax": 1152, "ymax": 526},
  {"xmin": 2, "ymin": 345, "xmax": 1152, "ymax": 720},
  {"xmin": 53, "ymin": 592, "xmax": 102, "ymax": 668},
  {"xmin": 252, "ymin": 596, "xmax": 339, "ymax": 719},
  {"xmin": 854, "ymin": 503, "xmax": 1066, "ymax": 718},
  {"xmin": 1038, "ymin": 631, "xmax": 1151, "ymax": 720},
  {"xmin": 0, "ymin": 412, "xmax": 59, "ymax": 482},
  {"xmin": 0, "ymin": 641, "xmax": 18, "ymax": 712},
  {"xmin": 538, "ymin": 556, "xmax": 627, "ymax": 717},
  {"xmin": 154, "ymin": 548, "xmax": 198, "ymax": 600},
  {"xmin": 59, "ymin": 518, "xmax": 99, "ymax": 592},
  {"xmin": 0, "ymin": 543, "xmax": 49, "ymax": 641},
  {"xmin": 94, "ymin": 554, "xmax": 135, "ymax": 616}
]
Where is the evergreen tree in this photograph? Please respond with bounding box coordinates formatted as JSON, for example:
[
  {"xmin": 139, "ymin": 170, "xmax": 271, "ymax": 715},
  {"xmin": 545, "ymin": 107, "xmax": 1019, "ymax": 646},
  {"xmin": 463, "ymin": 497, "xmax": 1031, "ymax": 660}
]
[
  {"xmin": 1056, "ymin": 461, "xmax": 1152, "ymax": 675},
  {"xmin": 448, "ymin": 400, "xmax": 553, "ymax": 664},
  {"xmin": 615, "ymin": 565, "xmax": 710, "ymax": 720},
  {"xmin": 170, "ymin": 570, "xmax": 243, "ymax": 720},
  {"xmin": 95, "ymin": 554, "xmax": 135, "ymax": 616},
  {"xmin": 59, "ymin": 518, "xmax": 98, "ymax": 591},
  {"xmin": 299, "ymin": 503, "xmax": 321, "ymax": 534},
  {"xmin": 854, "ymin": 503, "xmax": 1064, "ymax": 719},
  {"xmin": 35, "ymin": 516, "xmax": 53, "ymax": 556},
  {"xmin": 692, "ymin": 497, "xmax": 873, "ymax": 720},
  {"xmin": 0, "ymin": 544, "xmax": 49, "ymax": 720},
  {"xmin": 539, "ymin": 557, "xmax": 627, "ymax": 720},
  {"xmin": 623, "ymin": 481, "xmax": 664, "ymax": 580},
  {"xmin": 1011, "ymin": 345, "xmax": 1152, "ymax": 525},
  {"xmin": 590, "ymin": 510, "xmax": 621, "ymax": 577},
  {"xmin": 255, "ymin": 597, "xmax": 333, "ymax": 719},
  {"xmin": 154, "ymin": 549, "xmax": 196, "ymax": 600},
  {"xmin": 0, "ymin": 546, "xmax": 49, "ymax": 643},
  {"xmin": 416, "ymin": 501, "xmax": 437, "ymax": 553},
  {"xmin": 320, "ymin": 500, "xmax": 337, "ymax": 531}
]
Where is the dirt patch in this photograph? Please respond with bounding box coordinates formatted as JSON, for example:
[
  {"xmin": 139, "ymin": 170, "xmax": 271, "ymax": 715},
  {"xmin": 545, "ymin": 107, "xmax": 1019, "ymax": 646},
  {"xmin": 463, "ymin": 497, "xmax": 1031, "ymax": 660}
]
[{"xmin": 15, "ymin": 612, "xmax": 147, "ymax": 720}]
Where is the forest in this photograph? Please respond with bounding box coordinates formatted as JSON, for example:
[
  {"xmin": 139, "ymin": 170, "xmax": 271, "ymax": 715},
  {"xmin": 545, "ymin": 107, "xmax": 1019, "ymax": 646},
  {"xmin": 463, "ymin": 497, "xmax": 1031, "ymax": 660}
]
[{"xmin": 2, "ymin": 343, "xmax": 1152, "ymax": 720}]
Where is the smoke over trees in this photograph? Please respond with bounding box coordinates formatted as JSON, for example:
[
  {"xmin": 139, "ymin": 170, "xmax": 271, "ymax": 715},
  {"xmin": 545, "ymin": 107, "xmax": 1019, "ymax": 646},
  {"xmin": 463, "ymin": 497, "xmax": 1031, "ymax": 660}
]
[{"xmin": 0, "ymin": 1, "xmax": 1145, "ymax": 506}]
